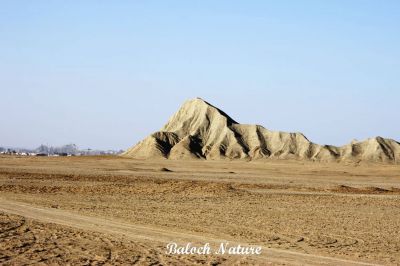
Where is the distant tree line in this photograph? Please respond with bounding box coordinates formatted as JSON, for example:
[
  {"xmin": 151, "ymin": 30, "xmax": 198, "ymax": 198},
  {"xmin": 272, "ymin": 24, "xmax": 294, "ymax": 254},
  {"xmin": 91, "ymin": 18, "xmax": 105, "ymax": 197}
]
[{"xmin": 0, "ymin": 144, "xmax": 123, "ymax": 156}]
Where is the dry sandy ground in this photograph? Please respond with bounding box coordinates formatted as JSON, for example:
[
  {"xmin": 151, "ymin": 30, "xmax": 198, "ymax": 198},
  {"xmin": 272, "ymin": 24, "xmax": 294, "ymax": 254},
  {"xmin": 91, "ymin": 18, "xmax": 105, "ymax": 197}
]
[{"xmin": 0, "ymin": 155, "xmax": 399, "ymax": 265}]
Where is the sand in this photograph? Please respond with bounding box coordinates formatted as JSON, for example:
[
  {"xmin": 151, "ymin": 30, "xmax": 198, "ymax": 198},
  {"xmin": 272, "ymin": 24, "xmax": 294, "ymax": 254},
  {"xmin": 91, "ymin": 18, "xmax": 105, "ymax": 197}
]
[
  {"xmin": 0, "ymin": 155, "xmax": 399, "ymax": 265},
  {"xmin": 123, "ymin": 98, "xmax": 400, "ymax": 163}
]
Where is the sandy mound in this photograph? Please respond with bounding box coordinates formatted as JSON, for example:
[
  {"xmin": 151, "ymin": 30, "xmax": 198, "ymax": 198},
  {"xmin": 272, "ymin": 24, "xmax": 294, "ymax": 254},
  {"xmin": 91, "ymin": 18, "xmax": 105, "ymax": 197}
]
[{"xmin": 123, "ymin": 98, "xmax": 400, "ymax": 164}]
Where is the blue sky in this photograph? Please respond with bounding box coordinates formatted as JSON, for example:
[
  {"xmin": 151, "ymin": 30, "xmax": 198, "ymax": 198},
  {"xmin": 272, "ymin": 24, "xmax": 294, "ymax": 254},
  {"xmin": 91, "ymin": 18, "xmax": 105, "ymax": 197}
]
[{"xmin": 1, "ymin": 1, "xmax": 399, "ymax": 150}]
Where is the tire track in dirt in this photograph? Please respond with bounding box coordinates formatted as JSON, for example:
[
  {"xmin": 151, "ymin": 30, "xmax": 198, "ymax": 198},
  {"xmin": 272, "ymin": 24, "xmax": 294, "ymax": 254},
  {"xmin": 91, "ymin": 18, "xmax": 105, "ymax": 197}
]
[{"xmin": 0, "ymin": 198, "xmax": 380, "ymax": 266}]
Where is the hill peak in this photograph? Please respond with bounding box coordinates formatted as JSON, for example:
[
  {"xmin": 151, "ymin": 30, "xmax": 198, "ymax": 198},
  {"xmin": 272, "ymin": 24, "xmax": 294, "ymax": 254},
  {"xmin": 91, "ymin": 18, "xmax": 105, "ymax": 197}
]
[
  {"xmin": 161, "ymin": 98, "xmax": 237, "ymax": 134},
  {"xmin": 123, "ymin": 99, "xmax": 400, "ymax": 164},
  {"xmin": 179, "ymin": 98, "xmax": 236, "ymax": 121}
]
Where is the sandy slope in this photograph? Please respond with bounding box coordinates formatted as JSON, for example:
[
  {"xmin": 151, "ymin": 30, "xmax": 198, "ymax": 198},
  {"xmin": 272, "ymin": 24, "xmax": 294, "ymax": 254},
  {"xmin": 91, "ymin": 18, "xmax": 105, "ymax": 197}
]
[{"xmin": 123, "ymin": 98, "xmax": 400, "ymax": 163}]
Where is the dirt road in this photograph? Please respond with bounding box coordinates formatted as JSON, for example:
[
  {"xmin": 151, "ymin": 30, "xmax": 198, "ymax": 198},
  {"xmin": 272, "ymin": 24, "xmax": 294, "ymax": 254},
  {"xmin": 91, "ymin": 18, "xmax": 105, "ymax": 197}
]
[
  {"xmin": 1, "ymin": 156, "xmax": 399, "ymax": 265},
  {"xmin": 0, "ymin": 198, "xmax": 379, "ymax": 265}
]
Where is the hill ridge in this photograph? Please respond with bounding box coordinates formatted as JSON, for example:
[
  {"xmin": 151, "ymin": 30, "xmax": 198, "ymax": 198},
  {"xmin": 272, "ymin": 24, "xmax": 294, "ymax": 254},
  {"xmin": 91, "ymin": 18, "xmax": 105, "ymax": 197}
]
[{"xmin": 123, "ymin": 98, "xmax": 400, "ymax": 164}]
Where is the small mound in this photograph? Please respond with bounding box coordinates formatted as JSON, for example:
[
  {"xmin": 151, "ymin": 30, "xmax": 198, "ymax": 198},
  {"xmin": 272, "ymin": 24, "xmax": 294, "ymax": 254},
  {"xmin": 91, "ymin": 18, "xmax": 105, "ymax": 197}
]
[
  {"xmin": 159, "ymin": 167, "xmax": 173, "ymax": 172},
  {"xmin": 333, "ymin": 185, "xmax": 360, "ymax": 193},
  {"xmin": 332, "ymin": 185, "xmax": 392, "ymax": 194},
  {"xmin": 364, "ymin": 187, "xmax": 389, "ymax": 193},
  {"xmin": 391, "ymin": 187, "xmax": 400, "ymax": 193}
]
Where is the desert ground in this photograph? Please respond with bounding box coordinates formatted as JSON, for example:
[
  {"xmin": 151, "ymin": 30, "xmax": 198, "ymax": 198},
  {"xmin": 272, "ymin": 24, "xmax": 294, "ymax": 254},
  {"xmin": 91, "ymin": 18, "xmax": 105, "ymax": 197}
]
[{"xmin": 0, "ymin": 155, "xmax": 399, "ymax": 265}]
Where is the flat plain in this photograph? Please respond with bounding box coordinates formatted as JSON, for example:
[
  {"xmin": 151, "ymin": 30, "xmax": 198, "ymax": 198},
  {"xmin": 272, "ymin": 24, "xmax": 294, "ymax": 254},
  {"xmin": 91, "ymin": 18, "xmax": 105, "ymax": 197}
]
[{"xmin": 0, "ymin": 155, "xmax": 399, "ymax": 265}]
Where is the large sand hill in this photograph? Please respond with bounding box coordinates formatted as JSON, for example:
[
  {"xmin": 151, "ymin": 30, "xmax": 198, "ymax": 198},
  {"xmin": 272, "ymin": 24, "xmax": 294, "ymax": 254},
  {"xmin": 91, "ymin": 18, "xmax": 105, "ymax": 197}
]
[{"xmin": 124, "ymin": 98, "xmax": 400, "ymax": 164}]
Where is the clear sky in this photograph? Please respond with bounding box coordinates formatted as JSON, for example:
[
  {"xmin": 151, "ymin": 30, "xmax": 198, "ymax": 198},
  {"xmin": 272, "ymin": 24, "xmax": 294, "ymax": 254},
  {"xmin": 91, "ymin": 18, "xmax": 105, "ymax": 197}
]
[{"xmin": 1, "ymin": 1, "xmax": 399, "ymax": 150}]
